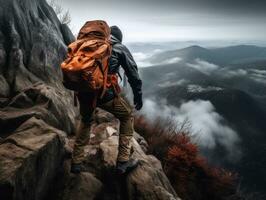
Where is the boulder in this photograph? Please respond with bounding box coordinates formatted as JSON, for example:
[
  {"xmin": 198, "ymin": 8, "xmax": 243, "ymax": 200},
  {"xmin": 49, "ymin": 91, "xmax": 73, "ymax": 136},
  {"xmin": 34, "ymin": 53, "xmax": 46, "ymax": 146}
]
[
  {"xmin": 60, "ymin": 172, "xmax": 103, "ymax": 200},
  {"xmin": 0, "ymin": 83, "xmax": 77, "ymax": 137},
  {"xmin": 0, "ymin": 0, "xmax": 78, "ymax": 135},
  {"xmin": 133, "ymin": 132, "xmax": 149, "ymax": 153},
  {"xmin": 75, "ymin": 109, "xmax": 181, "ymax": 200},
  {"xmin": 60, "ymin": 24, "xmax": 76, "ymax": 46},
  {"xmin": 0, "ymin": 0, "xmax": 75, "ymax": 91},
  {"xmin": 0, "ymin": 117, "xmax": 67, "ymax": 200},
  {"xmin": 0, "ymin": 75, "xmax": 9, "ymax": 98},
  {"xmin": 51, "ymin": 109, "xmax": 181, "ymax": 200},
  {"xmin": 126, "ymin": 139, "xmax": 180, "ymax": 200}
]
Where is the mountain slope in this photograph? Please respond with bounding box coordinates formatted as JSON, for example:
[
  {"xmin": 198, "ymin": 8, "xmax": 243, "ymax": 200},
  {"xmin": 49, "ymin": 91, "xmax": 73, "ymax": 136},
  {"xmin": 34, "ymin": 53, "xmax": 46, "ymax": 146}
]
[
  {"xmin": 154, "ymin": 85, "xmax": 266, "ymax": 194},
  {"xmin": 149, "ymin": 45, "xmax": 266, "ymax": 66},
  {"xmin": 140, "ymin": 58, "xmax": 266, "ymax": 195}
]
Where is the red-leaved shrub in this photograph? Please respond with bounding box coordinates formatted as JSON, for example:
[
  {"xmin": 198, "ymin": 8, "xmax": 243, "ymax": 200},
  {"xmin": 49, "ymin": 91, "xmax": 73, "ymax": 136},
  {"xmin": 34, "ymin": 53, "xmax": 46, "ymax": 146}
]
[{"xmin": 134, "ymin": 115, "xmax": 238, "ymax": 200}]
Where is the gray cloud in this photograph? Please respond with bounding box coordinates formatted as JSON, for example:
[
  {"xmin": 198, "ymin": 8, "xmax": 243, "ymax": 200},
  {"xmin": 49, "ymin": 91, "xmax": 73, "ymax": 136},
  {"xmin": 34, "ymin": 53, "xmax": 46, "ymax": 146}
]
[
  {"xmin": 158, "ymin": 79, "xmax": 189, "ymax": 88},
  {"xmin": 219, "ymin": 68, "xmax": 266, "ymax": 85},
  {"xmin": 141, "ymin": 98, "xmax": 242, "ymax": 162},
  {"xmin": 57, "ymin": 0, "xmax": 266, "ymax": 42},
  {"xmin": 187, "ymin": 59, "xmax": 219, "ymax": 75},
  {"xmin": 133, "ymin": 50, "xmax": 181, "ymax": 67},
  {"xmin": 187, "ymin": 85, "xmax": 223, "ymax": 93},
  {"xmin": 221, "ymin": 69, "xmax": 248, "ymax": 78},
  {"xmin": 249, "ymin": 69, "xmax": 266, "ymax": 84},
  {"xmin": 60, "ymin": 0, "xmax": 266, "ymax": 16}
]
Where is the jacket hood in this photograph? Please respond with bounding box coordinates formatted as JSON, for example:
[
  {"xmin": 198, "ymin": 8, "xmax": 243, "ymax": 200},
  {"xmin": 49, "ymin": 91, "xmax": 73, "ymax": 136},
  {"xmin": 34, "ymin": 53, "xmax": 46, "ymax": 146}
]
[
  {"xmin": 110, "ymin": 35, "xmax": 121, "ymax": 45},
  {"xmin": 110, "ymin": 26, "xmax": 123, "ymax": 43}
]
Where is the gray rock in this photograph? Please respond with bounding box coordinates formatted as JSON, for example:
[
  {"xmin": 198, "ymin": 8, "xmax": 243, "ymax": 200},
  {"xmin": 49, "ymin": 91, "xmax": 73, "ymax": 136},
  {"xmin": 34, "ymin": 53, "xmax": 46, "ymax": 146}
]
[
  {"xmin": 0, "ymin": 0, "xmax": 78, "ymax": 133},
  {"xmin": 0, "ymin": 83, "xmax": 77, "ymax": 137},
  {"xmin": 0, "ymin": 117, "xmax": 67, "ymax": 200},
  {"xmin": 94, "ymin": 108, "xmax": 118, "ymax": 124},
  {"xmin": 0, "ymin": 0, "xmax": 74, "ymax": 90},
  {"xmin": 0, "ymin": 31, "xmax": 7, "ymax": 72},
  {"xmin": 0, "ymin": 1, "xmax": 78, "ymax": 199},
  {"xmin": 126, "ymin": 139, "xmax": 180, "ymax": 200},
  {"xmin": 47, "ymin": 158, "xmax": 103, "ymax": 200},
  {"xmin": 61, "ymin": 172, "xmax": 103, "ymax": 200},
  {"xmin": 60, "ymin": 24, "xmax": 76, "ymax": 46},
  {"xmin": 79, "ymin": 111, "xmax": 181, "ymax": 200},
  {"xmin": 134, "ymin": 132, "xmax": 149, "ymax": 153},
  {"xmin": 0, "ymin": 75, "xmax": 9, "ymax": 98}
]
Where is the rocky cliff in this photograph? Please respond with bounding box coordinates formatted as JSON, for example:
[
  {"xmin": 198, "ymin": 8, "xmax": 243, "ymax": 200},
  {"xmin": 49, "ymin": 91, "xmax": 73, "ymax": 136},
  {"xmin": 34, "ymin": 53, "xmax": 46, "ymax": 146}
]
[
  {"xmin": 0, "ymin": 1, "xmax": 181, "ymax": 199},
  {"xmin": 53, "ymin": 109, "xmax": 181, "ymax": 200}
]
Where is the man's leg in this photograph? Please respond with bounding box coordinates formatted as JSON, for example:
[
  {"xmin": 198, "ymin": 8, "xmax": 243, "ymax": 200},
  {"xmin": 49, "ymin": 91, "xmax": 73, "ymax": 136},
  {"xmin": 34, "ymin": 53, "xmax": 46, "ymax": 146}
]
[
  {"xmin": 71, "ymin": 96, "xmax": 95, "ymax": 173},
  {"xmin": 99, "ymin": 96, "xmax": 138, "ymax": 173}
]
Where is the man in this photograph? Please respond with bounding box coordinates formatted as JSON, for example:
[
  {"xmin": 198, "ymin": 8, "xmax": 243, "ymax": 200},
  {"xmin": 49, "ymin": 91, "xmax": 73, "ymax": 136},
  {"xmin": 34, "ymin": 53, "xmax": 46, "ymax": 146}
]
[{"xmin": 71, "ymin": 25, "xmax": 143, "ymax": 174}]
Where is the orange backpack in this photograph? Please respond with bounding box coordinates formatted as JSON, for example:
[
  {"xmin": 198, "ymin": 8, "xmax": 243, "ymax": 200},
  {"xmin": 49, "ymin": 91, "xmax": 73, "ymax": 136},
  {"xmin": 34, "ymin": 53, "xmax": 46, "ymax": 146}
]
[{"xmin": 61, "ymin": 20, "xmax": 115, "ymax": 98}]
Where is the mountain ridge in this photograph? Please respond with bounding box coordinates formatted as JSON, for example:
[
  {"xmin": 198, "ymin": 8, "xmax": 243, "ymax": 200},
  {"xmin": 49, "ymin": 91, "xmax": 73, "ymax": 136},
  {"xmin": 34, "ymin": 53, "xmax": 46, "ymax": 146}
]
[{"xmin": 149, "ymin": 44, "xmax": 266, "ymax": 66}]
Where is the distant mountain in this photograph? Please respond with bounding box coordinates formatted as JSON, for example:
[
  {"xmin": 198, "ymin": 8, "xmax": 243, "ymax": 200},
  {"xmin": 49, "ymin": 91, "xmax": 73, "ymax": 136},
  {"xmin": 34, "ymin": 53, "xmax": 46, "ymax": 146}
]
[
  {"xmin": 149, "ymin": 45, "xmax": 266, "ymax": 66},
  {"xmin": 149, "ymin": 45, "xmax": 213, "ymax": 64},
  {"xmin": 142, "ymin": 81, "xmax": 266, "ymax": 195},
  {"xmin": 140, "ymin": 62, "xmax": 218, "ymax": 95},
  {"xmin": 141, "ymin": 56, "xmax": 266, "ymax": 98},
  {"xmin": 140, "ymin": 45, "xmax": 266, "ymax": 195}
]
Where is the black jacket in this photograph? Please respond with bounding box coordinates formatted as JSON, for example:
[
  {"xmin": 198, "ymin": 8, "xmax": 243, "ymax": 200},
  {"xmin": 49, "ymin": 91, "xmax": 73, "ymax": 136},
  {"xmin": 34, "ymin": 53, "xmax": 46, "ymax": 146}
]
[{"xmin": 98, "ymin": 35, "xmax": 142, "ymax": 104}]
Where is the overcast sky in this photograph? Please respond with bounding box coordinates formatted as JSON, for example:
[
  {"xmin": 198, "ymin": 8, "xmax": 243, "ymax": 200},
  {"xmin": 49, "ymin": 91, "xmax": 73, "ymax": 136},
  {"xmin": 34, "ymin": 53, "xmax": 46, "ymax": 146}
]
[{"xmin": 58, "ymin": 0, "xmax": 266, "ymax": 43}]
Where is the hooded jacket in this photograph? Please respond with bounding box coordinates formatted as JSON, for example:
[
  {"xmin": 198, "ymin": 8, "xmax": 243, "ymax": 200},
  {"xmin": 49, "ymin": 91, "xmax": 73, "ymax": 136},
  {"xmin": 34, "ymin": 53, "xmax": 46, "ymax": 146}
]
[{"xmin": 98, "ymin": 30, "xmax": 142, "ymax": 104}]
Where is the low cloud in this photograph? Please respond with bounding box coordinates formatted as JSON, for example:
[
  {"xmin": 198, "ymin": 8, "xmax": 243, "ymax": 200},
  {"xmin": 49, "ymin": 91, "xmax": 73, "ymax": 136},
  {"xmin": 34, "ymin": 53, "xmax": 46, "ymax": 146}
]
[
  {"xmin": 158, "ymin": 79, "xmax": 188, "ymax": 88},
  {"xmin": 133, "ymin": 49, "xmax": 164, "ymax": 67},
  {"xmin": 132, "ymin": 52, "xmax": 153, "ymax": 67},
  {"xmin": 141, "ymin": 98, "xmax": 242, "ymax": 162},
  {"xmin": 165, "ymin": 72, "xmax": 177, "ymax": 79},
  {"xmin": 221, "ymin": 68, "xmax": 248, "ymax": 78},
  {"xmin": 187, "ymin": 84, "xmax": 223, "ymax": 93},
  {"xmin": 187, "ymin": 59, "xmax": 219, "ymax": 75},
  {"xmin": 133, "ymin": 50, "xmax": 182, "ymax": 67},
  {"xmin": 249, "ymin": 69, "xmax": 266, "ymax": 84},
  {"xmin": 220, "ymin": 68, "xmax": 266, "ymax": 84},
  {"xmin": 163, "ymin": 57, "xmax": 182, "ymax": 64},
  {"xmin": 250, "ymin": 69, "xmax": 266, "ymax": 75}
]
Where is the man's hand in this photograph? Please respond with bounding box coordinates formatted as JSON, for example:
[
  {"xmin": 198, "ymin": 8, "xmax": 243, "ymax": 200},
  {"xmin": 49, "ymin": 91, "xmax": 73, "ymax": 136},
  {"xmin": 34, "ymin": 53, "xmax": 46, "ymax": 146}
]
[{"xmin": 134, "ymin": 92, "xmax": 143, "ymax": 110}]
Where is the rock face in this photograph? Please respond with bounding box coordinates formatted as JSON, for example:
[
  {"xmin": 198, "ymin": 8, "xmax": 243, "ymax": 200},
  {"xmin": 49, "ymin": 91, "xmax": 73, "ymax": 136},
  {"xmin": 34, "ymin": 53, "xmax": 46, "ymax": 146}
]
[
  {"xmin": 0, "ymin": 0, "xmax": 181, "ymax": 200},
  {"xmin": 60, "ymin": 172, "xmax": 103, "ymax": 200},
  {"xmin": 0, "ymin": 0, "xmax": 77, "ymax": 199},
  {"xmin": 0, "ymin": 0, "xmax": 77, "ymax": 135},
  {"xmin": 0, "ymin": 83, "xmax": 77, "ymax": 136},
  {"xmin": 0, "ymin": 117, "xmax": 66, "ymax": 200},
  {"xmin": 0, "ymin": 109, "xmax": 181, "ymax": 200},
  {"xmin": 53, "ymin": 109, "xmax": 181, "ymax": 200}
]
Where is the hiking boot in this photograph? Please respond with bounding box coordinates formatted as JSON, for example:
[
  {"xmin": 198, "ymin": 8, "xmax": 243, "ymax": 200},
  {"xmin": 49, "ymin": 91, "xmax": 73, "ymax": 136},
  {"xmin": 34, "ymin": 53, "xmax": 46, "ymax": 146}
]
[
  {"xmin": 116, "ymin": 158, "xmax": 139, "ymax": 175},
  {"xmin": 70, "ymin": 163, "xmax": 82, "ymax": 174}
]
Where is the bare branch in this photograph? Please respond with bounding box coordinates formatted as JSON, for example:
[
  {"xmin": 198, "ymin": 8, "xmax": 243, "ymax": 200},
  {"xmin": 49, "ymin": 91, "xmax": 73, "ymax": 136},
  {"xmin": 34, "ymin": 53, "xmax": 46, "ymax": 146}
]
[
  {"xmin": 47, "ymin": 0, "xmax": 71, "ymax": 25},
  {"xmin": 60, "ymin": 10, "xmax": 71, "ymax": 25}
]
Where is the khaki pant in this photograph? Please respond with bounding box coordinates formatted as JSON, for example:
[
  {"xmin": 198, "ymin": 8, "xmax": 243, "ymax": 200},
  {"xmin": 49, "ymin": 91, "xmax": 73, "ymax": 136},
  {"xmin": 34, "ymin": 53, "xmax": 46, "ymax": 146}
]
[{"xmin": 72, "ymin": 94, "xmax": 134, "ymax": 164}]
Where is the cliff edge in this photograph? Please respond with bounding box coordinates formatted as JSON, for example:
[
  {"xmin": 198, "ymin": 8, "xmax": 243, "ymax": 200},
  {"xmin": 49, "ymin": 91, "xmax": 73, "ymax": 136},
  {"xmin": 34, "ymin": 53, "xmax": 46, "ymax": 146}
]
[{"xmin": 0, "ymin": 1, "xmax": 181, "ymax": 200}]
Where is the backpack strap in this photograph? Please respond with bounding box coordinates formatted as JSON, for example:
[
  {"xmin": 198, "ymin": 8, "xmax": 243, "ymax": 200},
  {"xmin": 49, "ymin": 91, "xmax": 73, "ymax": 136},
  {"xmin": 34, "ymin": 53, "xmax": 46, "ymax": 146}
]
[
  {"xmin": 98, "ymin": 60, "xmax": 109, "ymax": 99},
  {"xmin": 99, "ymin": 41, "xmax": 112, "ymax": 99}
]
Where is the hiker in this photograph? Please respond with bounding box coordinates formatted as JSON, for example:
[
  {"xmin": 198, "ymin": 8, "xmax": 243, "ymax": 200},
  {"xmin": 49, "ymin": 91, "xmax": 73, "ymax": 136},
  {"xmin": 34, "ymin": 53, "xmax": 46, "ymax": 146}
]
[{"xmin": 61, "ymin": 21, "xmax": 143, "ymax": 174}]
